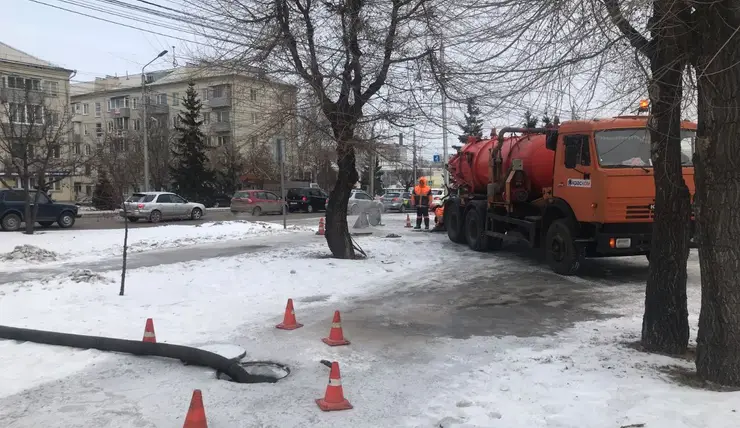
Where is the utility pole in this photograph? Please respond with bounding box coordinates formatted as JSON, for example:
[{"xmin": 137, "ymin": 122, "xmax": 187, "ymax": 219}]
[
  {"xmin": 277, "ymin": 137, "xmax": 287, "ymax": 229},
  {"xmin": 141, "ymin": 49, "xmax": 168, "ymax": 192},
  {"xmin": 412, "ymin": 130, "xmax": 417, "ymax": 183},
  {"xmin": 440, "ymin": 40, "xmax": 449, "ymax": 188},
  {"xmin": 369, "ymin": 125, "xmax": 376, "ymax": 197}
]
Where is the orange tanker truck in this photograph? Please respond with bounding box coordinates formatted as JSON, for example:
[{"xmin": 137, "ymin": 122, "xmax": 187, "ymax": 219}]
[{"xmin": 443, "ymin": 110, "xmax": 697, "ymax": 275}]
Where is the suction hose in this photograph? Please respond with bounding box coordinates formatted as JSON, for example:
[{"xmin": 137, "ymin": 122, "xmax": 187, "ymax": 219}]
[{"xmin": 0, "ymin": 325, "xmax": 271, "ymax": 384}]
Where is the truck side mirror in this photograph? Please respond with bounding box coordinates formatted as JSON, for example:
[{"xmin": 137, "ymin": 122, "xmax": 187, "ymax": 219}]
[{"xmin": 564, "ymin": 143, "xmax": 578, "ymax": 169}]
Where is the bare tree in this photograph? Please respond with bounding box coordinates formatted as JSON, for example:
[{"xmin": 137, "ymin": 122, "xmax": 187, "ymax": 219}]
[
  {"xmin": 692, "ymin": 1, "xmax": 740, "ymax": 386},
  {"xmin": 604, "ymin": 0, "xmax": 692, "ymax": 355},
  {"xmin": 0, "ymin": 88, "xmax": 90, "ymax": 234},
  {"xmin": 191, "ymin": 0, "xmax": 444, "ymax": 258},
  {"xmin": 94, "ymin": 133, "xmax": 141, "ymax": 296}
]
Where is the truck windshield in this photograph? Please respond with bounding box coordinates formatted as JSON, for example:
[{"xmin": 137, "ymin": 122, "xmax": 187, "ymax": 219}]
[{"xmin": 594, "ymin": 128, "xmax": 696, "ymax": 168}]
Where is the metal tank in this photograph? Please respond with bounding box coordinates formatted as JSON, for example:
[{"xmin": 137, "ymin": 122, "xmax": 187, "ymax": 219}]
[{"xmin": 448, "ymin": 134, "xmax": 555, "ymax": 199}]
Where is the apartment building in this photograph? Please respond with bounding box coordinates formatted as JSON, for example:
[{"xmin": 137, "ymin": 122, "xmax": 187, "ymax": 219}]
[
  {"xmin": 0, "ymin": 42, "xmax": 81, "ymax": 201},
  {"xmin": 70, "ymin": 64, "xmax": 298, "ymax": 191}
]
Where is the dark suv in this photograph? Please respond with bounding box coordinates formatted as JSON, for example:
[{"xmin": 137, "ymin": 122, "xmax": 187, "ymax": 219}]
[
  {"xmin": 286, "ymin": 187, "xmax": 328, "ymax": 213},
  {"xmin": 0, "ymin": 189, "xmax": 80, "ymax": 231}
]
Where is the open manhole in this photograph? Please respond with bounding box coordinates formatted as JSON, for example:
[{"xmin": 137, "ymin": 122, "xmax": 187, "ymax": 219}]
[{"xmin": 216, "ymin": 361, "xmax": 291, "ymax": 383}]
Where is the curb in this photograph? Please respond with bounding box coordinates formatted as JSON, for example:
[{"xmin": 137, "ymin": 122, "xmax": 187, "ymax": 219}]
[{"xmin": 79, "ymin": 207, "xmax": 232, "ymax": 218}]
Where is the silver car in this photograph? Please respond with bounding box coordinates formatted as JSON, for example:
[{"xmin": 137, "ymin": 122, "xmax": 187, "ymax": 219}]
[
  {"xmin": 348, "ymin": 190, "xmax": 384, "ymax": 215},
  {"xmin": 119, "ymin": 192, "xmax": 207, "ymax": 223}
]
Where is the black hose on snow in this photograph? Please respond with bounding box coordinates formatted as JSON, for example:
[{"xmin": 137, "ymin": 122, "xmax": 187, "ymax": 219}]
[{"xmin": 0, "ymin": 325, "xmax": 270, "ymax": 384}]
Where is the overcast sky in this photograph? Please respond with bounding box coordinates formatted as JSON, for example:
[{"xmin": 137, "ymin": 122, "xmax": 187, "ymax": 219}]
[{"xmin": 5, "ymin": 0, "xmax": 653, "ymax": 161}]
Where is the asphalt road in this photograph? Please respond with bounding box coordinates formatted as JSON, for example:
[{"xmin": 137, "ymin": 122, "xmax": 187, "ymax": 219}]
[{"xmin": 74, "ymin": 210, "xmax": 325, "ymax": 230}]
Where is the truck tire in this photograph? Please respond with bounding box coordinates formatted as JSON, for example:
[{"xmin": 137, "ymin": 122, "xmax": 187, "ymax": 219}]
[
  {"xmin": 445, "ymin": 202, "xmax": 466, "ymax": 244},
  {"xmin": 545, "ymin": 219, "xmax": 583, "ymax": 275},
  {"xmin": 465, "ymin": 208, "xmax": 488, "ymax": 252}
]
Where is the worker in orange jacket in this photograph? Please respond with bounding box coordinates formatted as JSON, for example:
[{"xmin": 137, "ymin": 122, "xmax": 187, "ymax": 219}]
[{"xmin": 411, "ymin": 177, "xmax": 433, "ymax": 230}]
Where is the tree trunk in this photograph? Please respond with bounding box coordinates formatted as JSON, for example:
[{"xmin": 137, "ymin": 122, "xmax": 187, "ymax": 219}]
[
  {"xmin": 694, "ymin": 3, "xmax": 740, "ymax": 385},
  {"xmin": 641, "ymin": 1, "xmax": 691, "ymax": 354},
  {"xmin": 325, "ymin": 136, "xmax": 359, "ymax": 259}
]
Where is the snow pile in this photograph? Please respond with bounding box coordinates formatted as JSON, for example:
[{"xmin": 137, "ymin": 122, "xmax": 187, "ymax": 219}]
[
  {"xmin": 0, "ymin": 220, "xmax": 314, "ymax": 268},
  {"xmin": 0, "ymin": 245, "xmax": 60, "ymax": 263},
  {"xmin": 66, "ymin": 269, "xmax": 114, "ymax": 284}
]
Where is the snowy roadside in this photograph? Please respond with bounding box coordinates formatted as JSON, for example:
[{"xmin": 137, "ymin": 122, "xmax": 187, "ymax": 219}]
[
  {"xmin": 2, "ymin": 217, "xmax": 735, "ymax": 428},
  {"xmin": 0, "ymin": 219, "xmax": 317, "ymax": 270}
]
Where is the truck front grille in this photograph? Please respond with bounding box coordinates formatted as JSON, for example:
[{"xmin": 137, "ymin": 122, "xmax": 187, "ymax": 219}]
[{"xmin": 626, "ymin": 205, "xmax": 654, "ymax": 220}]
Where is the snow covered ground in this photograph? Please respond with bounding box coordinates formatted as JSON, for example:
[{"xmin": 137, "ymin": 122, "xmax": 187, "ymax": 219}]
[
  {"xmin": 0, "ymin": 219, "xmax": 316, "ymax": 270},
  {"xmin": 0, "ymin": 215, "xmax": 737, "ymax": 428}
]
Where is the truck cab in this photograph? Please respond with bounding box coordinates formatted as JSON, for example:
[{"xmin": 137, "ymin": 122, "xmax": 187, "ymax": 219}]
[{"xmin": 550, "ymin": 117, "xmax": 695, "ymax": 258}]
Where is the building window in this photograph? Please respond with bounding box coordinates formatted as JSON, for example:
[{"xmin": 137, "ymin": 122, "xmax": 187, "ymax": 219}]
[
  {"xmin": 7, "ymin": 76, "xmax": 40, "ymax": 91},
  {"xmin": 108, "ymin": 96, "xmax": 129, "ymax": 111},
  {"xmin": 201, "ymin": 89, "xmax": 210, "ymax": 100},
  {"xmin": 50, "ymin": 180, "xmax": 61, "ymax": 191},
  {"xmin": 215, "ymin": 110, "xmax": 229, "ymax": 123},
  {"xmin": 96, "ymin": 123, "xmax": 103, "ymax": 136},
  {"xmin": 132, "ymin": 97, "xmax": 138, "ymax": 109},
  {"xmin": 85, "ymin": 144, "xmax": 91, "ymax": 156},
  {"xmin": 95, "ymin": 102, "xmax": 101, "ymax": 117},
  {"xmin": 83, "ymin": 124, "xmax": 89, "ymax": 136},
  {"xmin": 172, "ymin": 92, "xmax": 179, "ymax": 106},
  {"xmin": 53, "ymin": 145, "xmax": 61, "ymax": 159},
  {"xmin": 173, "ymin": 116, "xmax": 182, "ymax": 128},
  {"xmin": 250, "ymin": 88, "xmax": 257, "ymax": 101},
  {"xmin": 74, "ymin": 182, "xmax": 82, "ymax": 194},
  {"xmin": 203, "ymin": 112, "xmax": 210, "ymax": 124},
  {"xmin": 74, "ymin": 103, "xmax": 81, "ymax": 114},
  {"xmin": 9, "ymin": 103, "xmax": 42, "ymax": 124},
  {"xmin": 211, "ymin": 86, "xmax": 224, "ymax": 98},
  {"xmin": 156, "ymin": 94, "xmax": 168, "ymax": 105},
  {"xmin": 83, "ymin": 103, "xmax": 89, "ymax": 115},
  {"xmin": 73, "ymin": 144, "xmax": 81, "ymax": 155},
  {"xmin": 133, "ymin": 119, "xmax": 141, "ymax": 131},
  {"xmin": 217, "ymin": 136, "xmax": 230, "ymax": 146},
  {"xmin": 113, "ymin": 117, "xmax": 129, "ymax": 130},
  {"xmin": 251, "ymin": 112, "xmax": 258, "ymax": 124},
  {"xmin": 44, "ymin": 81, "xmax": 59, "ymax": 97},
  {"xmin": 107, "ymin": 121, "xmax": 113, "ymax": 132}
]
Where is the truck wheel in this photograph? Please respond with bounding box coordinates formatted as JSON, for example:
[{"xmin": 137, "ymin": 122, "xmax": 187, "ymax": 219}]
[
  {"xmin": 545, "ymin": 219, "xmax": 583, "ymax": 275},
  {"xmin": 465, "ymin": 208, "xmax": 488, "ymax": 252},
  {"xmin": 445, "ymin": 203, "xmax": 465, "ymax": 244}
]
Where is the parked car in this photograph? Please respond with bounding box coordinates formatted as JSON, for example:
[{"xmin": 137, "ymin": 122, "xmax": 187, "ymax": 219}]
[
  {"xmin": 347, "ymin": 189, "xmax": 384, "ymax": 215},
  {"xmin": 431, "ymin": 188, "xmax": 445, "ymax": 205},
  {"xmin": 381, "ymin": 191, "xmax": 411, "ymax": 213},
  {"xmin": 0, "ymin": 189, "xmax": 80, "ymax": 231},
  {"xmin": 119, "ymin": 192, "xmax": 206, "ymax": 223},
  {"xmin": 230, "ymin": 189, "xmax": 286, "ymax": 216},
  {"xmin": 286, "ymin": 187, "xmax": 328, "ymax": 213}
]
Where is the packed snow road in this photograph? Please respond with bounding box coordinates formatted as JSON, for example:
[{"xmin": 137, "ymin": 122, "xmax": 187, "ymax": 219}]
[{"xmin": 0, "ymin": 216, "xmax": 735, "ymax": 428}]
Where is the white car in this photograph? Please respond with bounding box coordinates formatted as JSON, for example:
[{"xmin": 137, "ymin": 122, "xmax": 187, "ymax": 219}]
[
  {"xmin": 431, "ymin": 188, "xmax": 445, "ymax": 204},
  {"xmin": 348, "ymin": 190, "xmax": 384, "ymax": 215}
]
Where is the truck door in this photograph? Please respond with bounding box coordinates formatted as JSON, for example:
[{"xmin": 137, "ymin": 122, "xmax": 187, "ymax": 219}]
[{"xmin": 553, "ymin": 134, "xmax": 595, "ymax": 221}]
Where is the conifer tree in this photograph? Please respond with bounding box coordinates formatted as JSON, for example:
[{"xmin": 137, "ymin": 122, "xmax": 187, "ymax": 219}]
[
  {"xmin": 170, "ymin": 82, "xmax": 214, "ymax": 201},
  {"xmin": 457, "ymin": 98, "xmax": 484, "ymax": 144}
]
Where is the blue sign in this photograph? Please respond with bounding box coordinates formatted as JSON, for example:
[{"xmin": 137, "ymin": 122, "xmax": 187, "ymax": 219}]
[{"xmin": 433, "ymin": 154, "xmax": 440, "ymax": 162}]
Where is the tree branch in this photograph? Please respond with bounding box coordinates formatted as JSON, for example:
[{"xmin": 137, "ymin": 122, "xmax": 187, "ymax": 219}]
[{"xmin": 603, "ymin": 0, "xmax": 654, "ymax": 59}]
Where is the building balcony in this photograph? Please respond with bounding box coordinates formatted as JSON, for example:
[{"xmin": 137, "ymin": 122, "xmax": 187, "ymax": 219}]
[
  {"xmin": 210, "ymin": 121, "xmax": 231, "ymax": 133},
  {"xmin": 208, "ymin": 95, "xmax": 231, "ymax": 108},
  {"xmin": 146, "ymin": 103, "xmax": 169, "ymax": 115},
  {"xmin": 110, "ymin": 107, "xmax": 131, "ymax": 118},
  {"xmin": 0, "ymin": 87, "xmax": 44, "ymax": 104}
]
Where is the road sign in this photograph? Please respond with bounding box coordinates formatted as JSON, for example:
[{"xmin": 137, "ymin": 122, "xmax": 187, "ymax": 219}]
[{"xmin": 433, "ymin": 154, "xmax": 440, "ymax": 162}]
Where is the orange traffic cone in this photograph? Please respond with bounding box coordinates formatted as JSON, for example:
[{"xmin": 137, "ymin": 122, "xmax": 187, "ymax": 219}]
[
  {"xmin": 276, "ymin": 298, "xmax": 303, "ymax": 330},
  {"xmin": 316, "ymin": 218, "xmax": 325, "ymax": 236},
  {"xmin": 182, "ymin": 389, "xmax": 208, "ymax": 428},
  {"xmin": 404, "ymin": 214, "xmax": 412, "ymax": 228},
  {"xmin": 142, "ymin": 318, "xmax": 156, "ymax": 343},
  {"xmin": 316, "ymin": 361, "xmax": 353, "ymax": 412},
  {"xmin": 322, "ymin": 310, "xmax": 350, "ymax": 346}
]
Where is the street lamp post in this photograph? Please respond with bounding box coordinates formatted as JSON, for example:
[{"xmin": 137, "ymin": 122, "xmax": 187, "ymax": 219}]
[{"xmin": 141, "ymin": 49, "xmax": 168, "ymax": 192}]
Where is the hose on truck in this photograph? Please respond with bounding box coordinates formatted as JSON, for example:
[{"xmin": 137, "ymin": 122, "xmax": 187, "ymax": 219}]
[{"xmin": 0, "ymin": 325, "xmax": 274, "ymax": 384}]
